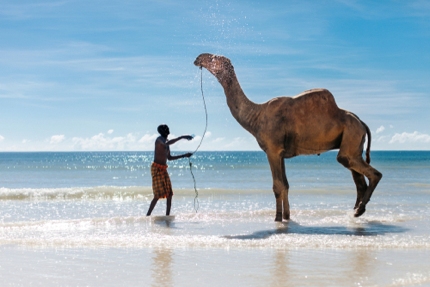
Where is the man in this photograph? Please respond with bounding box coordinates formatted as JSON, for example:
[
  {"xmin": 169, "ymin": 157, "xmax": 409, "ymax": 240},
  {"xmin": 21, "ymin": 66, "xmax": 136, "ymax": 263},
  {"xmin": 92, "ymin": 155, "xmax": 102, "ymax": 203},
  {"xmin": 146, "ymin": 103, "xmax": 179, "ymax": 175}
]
[{"xmin": 146, "ymin": 124, "xmax": 193, "ymax": 216}]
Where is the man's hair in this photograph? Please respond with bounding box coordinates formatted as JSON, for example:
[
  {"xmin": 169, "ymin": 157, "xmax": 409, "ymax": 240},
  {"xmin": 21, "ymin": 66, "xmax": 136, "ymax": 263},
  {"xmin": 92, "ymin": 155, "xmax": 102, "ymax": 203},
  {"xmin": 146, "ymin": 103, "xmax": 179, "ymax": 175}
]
[{"xmin": 157, "ymin": 124, "xmax": 169, "ymax": 135}]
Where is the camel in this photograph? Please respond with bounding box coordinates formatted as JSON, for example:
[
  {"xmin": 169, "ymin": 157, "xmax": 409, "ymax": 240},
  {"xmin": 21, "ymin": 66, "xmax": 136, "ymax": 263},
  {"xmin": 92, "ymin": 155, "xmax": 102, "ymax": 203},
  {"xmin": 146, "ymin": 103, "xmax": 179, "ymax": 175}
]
[{"xmin": 194, "ymin": 53, "xmax": 382, "ymax": 222}]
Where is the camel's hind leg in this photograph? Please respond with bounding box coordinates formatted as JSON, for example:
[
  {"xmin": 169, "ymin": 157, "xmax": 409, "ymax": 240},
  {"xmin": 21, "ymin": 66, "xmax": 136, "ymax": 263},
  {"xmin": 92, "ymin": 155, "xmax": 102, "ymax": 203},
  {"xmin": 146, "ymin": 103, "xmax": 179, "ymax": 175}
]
[
  {"xmin": 353, "ymin": 161, "xmax": 382, "ymax": 217},
  {"xmin": 338, "ymin": 155, "xmax": 382, "ymax": 217},
  {"xmin": 351, "ymin": 170, "xmax": 367, "ymax": 210},
  {"xmin": 337, "ymin": 117, "xmax": 382, "ymax": 217}
]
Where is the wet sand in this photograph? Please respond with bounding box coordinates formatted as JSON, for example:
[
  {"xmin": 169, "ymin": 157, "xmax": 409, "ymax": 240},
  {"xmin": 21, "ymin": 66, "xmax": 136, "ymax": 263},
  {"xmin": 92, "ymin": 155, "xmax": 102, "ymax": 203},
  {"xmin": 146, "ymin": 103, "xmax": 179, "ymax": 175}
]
[{"xmin": 2, "ymin": 245, "xmax": 430, "ymax": 286}]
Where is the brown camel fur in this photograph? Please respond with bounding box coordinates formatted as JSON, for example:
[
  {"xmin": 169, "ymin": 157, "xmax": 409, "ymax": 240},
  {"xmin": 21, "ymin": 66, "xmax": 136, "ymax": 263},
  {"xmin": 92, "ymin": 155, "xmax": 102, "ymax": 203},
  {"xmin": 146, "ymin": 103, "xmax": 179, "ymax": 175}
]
[{"xmin": 194, "ymin": 53, "xmax": 382, "ymax": 222}]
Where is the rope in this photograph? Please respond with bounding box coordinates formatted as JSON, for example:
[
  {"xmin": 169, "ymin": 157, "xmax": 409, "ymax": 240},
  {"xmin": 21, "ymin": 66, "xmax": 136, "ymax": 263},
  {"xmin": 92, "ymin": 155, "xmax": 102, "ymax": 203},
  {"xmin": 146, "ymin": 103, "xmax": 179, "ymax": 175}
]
[{"xmin": 188, "ymin": 67, "xmax": 208, "ymax": 213}]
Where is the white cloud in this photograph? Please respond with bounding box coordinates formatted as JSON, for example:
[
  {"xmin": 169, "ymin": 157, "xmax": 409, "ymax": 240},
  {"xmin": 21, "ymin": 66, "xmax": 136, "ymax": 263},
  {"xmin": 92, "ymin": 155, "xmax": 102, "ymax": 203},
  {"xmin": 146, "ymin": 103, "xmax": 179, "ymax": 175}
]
[
  {"xmin": 376, "ymin": 135, "xmax": 388, "ymax": 143},
  {"xmin": 389, "ymin": 131, "xmax": 430, "ymax": 144},
  {"xmin": 0, "ymin": 131, "xmax": 258, "ymax": 151},
  {"xmin": 138, "ymin": 134, "xmax": 158, "ymax": 144},
  {"xmin": 224, "ymin": 137, "xmax": 251, "ymax": 149},
  {"xmin": 72, "ymin": 133, "xmax": 136, "ymax": 150},
  {"xmin": 50, "ymin": 134, "xmax": 65, "ymax": 144},
  {"xmin": 212, "ymin": 137, "xmax": 225, "ymax": 143},
  {"xmin": 376, "ymin": 125, "xmax": 385, "ymax": 134},
  {"xmin": 0, "ymin": 135, "xmax": 4, "ymax": 142},
  {"xmin": 107, "ymin": 129, "xmax": 114, "ymax": 134}
]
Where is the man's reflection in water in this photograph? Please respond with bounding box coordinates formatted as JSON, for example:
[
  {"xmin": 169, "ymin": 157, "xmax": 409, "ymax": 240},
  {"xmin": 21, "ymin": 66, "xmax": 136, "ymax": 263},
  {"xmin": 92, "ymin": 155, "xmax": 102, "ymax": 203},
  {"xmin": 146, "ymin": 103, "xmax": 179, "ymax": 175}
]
[
  {"xmin": 151, "ymin": 248, "xmax": 173, "ymax": 287},
  {"xmin": 150, "ymin": 217, "xmax": 175, "ymax": 287}
]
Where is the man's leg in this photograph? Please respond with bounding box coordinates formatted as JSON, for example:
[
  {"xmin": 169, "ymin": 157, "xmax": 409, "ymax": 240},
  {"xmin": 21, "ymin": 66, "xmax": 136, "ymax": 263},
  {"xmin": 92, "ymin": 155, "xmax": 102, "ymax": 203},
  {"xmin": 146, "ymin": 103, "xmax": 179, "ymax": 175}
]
[
  {"xmin": 166, "ymin": 196, "xmax": 172, "ymax": 216},
  {"xmin": 146, "ymin": 197, "xmax": 159, "ymax": 216}
]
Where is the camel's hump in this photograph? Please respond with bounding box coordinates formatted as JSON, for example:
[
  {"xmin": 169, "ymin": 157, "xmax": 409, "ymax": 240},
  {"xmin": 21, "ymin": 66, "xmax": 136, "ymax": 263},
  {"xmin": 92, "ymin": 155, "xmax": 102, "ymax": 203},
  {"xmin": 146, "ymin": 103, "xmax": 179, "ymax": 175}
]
[
  {"xmin": 265, "ymin": 88, "xmax": 334, "ymax": 106},
  {"xmin": 295, "ymin": 88, "xmax": 331, "ymax": 98},
  {"xmin": 289, "ymin": 88, "xmax": 338, "ymax": 108},
  {"xmin": 293, "ymin": 88, "xmax": 335, "ymax": 101}
]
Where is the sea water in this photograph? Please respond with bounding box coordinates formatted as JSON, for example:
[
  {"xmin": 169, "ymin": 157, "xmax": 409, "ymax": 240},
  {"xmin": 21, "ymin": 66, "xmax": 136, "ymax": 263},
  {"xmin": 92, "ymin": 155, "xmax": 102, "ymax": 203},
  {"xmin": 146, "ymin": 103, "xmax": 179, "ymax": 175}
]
[{"xmin": 1, "ymin": 151, "xmax": 429, "ymax": 286}]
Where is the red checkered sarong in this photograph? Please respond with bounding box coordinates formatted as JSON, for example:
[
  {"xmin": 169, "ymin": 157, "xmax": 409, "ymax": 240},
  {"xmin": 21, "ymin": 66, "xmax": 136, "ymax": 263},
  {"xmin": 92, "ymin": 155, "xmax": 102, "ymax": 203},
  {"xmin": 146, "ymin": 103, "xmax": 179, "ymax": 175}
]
[{"xmin": 151, "ymin": 162, "xmax": 173, "ymax": 199}]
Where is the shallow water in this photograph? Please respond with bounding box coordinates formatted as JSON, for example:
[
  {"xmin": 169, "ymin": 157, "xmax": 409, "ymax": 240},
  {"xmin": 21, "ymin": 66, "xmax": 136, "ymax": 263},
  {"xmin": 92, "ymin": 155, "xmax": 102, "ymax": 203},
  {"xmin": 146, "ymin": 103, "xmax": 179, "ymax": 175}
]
[
  {"xmin": 1, "ymin": 188, "xmax": 429, "ymax": 248},
  {"xmin": 0, "ymin": 151, "xmax": 429, "ymax": 286}
]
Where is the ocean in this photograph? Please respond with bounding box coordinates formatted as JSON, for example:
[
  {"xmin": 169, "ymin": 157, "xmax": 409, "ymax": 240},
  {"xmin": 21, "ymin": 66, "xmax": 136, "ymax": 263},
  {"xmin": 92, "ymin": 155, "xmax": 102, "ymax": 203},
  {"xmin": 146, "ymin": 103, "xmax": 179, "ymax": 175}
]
[{"xmin": 1, "ymin": 151, "xmax": 429, "ymax": 286}]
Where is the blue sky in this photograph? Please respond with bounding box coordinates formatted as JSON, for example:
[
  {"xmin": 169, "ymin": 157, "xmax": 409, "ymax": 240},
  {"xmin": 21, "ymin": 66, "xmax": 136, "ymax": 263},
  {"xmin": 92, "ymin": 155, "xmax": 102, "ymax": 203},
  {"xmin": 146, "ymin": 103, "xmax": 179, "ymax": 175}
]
[{"xmin": 1, "ymin": 0, "xmax": 429, "ymax": 151}]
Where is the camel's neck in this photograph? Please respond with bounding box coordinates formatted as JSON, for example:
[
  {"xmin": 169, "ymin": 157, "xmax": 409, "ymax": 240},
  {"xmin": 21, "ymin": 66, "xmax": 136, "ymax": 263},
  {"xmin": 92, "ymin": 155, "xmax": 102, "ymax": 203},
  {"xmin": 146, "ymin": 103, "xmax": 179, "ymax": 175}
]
[{"xmin": 218, "ymin": 72, "xmax": 261, "ymax": 136}]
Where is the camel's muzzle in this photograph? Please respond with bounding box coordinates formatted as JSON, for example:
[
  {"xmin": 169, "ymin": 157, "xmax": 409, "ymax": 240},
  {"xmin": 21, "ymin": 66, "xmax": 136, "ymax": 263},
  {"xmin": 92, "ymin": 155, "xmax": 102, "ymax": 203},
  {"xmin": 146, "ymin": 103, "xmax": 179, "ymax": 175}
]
[{"xmin": 194, "ymin": 58, "xmax": 201, "ymax": 67}]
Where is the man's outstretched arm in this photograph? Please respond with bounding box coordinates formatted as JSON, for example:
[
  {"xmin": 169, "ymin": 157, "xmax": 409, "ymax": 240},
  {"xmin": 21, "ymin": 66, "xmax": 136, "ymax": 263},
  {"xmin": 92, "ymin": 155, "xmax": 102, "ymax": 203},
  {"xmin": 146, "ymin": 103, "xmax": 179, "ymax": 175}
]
[
  {"xmin": 166, "ymin": 135, "xmax": 193, "ymax": 146},
  {"xmin": 167, "ymin": 152, "xmax": 192, "ymax": 161}
]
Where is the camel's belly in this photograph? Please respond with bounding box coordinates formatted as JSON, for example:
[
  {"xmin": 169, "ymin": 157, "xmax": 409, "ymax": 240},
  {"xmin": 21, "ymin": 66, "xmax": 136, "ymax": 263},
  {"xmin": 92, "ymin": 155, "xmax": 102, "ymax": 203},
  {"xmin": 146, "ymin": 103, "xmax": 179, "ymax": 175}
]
[
  {"xmin": 290, "ymin": 132, "xmax": 342, "ymax": 156},
  {"xmin": 295, "ymin": 146, "xmax": 333, "ymax": 156}
]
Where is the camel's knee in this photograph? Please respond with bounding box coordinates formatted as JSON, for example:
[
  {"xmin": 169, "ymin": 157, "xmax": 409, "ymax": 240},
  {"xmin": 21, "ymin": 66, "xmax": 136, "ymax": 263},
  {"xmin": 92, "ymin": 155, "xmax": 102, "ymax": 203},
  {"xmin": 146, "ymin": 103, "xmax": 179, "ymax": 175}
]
[
  {"xmin": 273, "ymin": 185, "xmax": 281, "ymax": 199},
  {"xmin": 272, "ymin": 180, "xmax": 288, "ymax": 198}
]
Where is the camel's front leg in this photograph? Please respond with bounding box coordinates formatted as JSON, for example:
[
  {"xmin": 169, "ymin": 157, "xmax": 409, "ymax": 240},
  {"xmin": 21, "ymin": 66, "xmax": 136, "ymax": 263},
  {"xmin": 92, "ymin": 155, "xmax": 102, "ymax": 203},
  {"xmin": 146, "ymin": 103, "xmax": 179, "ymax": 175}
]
[
  {"xmin": 274, "ymin": 185, "xmax": 283, "ymax": 222},
  {"xmin": 281, "ymin": 159, "xmax": 290, "ymax": 221},
  {"xmin": 267, "ymin": 151, "xmax": 289, "ymax": 221}
]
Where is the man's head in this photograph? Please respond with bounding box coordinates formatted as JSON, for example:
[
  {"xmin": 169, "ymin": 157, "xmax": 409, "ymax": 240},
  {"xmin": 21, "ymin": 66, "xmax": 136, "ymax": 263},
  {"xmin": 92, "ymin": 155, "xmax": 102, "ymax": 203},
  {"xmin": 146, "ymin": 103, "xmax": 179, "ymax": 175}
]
[{"xmin": 157, "ymin": 124, "xmax": 170, "ymax": 138}]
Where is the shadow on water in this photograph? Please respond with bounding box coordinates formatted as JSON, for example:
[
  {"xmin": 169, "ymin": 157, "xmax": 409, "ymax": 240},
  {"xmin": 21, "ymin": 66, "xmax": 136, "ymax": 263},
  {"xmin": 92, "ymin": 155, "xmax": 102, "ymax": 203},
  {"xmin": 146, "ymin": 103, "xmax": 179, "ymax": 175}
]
[
  {"xmin": 223, "ymin": 220, "xmax": 409, "ymax": 240},
  {"xmin": 152, "ymin": 216, "xmax": 177, "ymax": 228}
]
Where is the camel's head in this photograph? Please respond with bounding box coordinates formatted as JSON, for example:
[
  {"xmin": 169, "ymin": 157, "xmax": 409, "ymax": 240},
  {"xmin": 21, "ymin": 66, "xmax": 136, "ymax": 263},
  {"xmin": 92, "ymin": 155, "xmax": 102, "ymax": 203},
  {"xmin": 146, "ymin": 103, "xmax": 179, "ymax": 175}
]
[{"xmin": 194, "ymin": 53, "xmax": 235, "ymax": 82}]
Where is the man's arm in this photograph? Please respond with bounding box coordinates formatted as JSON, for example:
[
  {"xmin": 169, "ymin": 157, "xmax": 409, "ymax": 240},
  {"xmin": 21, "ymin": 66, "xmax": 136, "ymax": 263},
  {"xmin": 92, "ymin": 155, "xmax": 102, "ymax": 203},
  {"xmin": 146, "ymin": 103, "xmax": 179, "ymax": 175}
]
[
  {"xmin": 165, "ymin": 135, "xmax": 193, "ymax": 161},
  {"xmin": 166, "ymin": 135, "xmax": 193, "ymax": 146},
  {"xmin": 167, "ymin": 152, "xmax": 192, "ymax": 161}
]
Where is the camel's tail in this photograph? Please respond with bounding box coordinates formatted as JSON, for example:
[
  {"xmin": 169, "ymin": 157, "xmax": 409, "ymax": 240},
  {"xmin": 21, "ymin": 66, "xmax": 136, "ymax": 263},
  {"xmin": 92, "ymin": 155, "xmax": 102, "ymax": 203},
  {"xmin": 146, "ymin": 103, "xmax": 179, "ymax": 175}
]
[
  {"xmin": 351, "ymin": 112, "xmax": 372, "ymax": 164},
  {"xmin": 363, "ymin": 121, "xmax": 371, "ymax": 164}
]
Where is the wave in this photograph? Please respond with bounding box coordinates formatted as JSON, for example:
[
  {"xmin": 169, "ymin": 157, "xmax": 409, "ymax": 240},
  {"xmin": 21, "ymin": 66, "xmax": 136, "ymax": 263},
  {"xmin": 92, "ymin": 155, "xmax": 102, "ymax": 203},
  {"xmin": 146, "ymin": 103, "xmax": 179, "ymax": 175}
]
[
  {"xmin": 0, "ymin": 186, "xmax": 154, "ymax": 200},
  {"xmin": 0, "ymin": 185, "xmax": 375, "ymax": 201},
  {"xmin": 0, "ymin": 186, "xmax": 265, "ymax": 200}
]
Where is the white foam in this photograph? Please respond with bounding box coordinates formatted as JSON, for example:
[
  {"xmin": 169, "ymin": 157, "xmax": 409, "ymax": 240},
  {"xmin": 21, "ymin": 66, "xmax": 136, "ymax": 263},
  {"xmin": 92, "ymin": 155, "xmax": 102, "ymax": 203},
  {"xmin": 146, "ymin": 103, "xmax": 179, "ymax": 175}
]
[{"xmin": 1, "ymin": 212, "xmax": 428, "ymax": 250}]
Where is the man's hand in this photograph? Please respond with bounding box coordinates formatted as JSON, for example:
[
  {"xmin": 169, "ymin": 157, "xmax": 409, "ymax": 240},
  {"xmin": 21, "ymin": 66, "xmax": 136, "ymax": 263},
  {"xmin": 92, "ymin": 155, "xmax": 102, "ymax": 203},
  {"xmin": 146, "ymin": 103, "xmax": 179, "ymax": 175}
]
[
  {"xmin": 183, "ymin": 152, "xmax": 193, "ymax": 158},
  {"xmin": 183, "ymin": 135, "xmax": 193, "ymax": 141}
]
